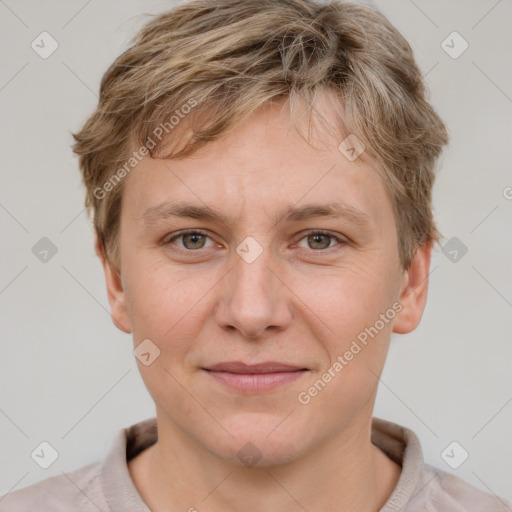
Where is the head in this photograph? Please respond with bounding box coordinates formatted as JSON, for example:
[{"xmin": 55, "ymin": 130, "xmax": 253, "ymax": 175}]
[{"xmin": 71, "ymin": 0, "xmax": 448, "ymax": 466}]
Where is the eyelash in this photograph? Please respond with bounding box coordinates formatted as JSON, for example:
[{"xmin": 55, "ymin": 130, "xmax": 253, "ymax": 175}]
[{"xmin": 163, "ymin": 229, "xmax": 346, "ymax": 253}]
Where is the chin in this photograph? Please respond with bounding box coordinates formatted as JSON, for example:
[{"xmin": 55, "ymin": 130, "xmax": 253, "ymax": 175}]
[{"xmin": 211, "ymin": 414, "xmax": 308, "ymax": 468}]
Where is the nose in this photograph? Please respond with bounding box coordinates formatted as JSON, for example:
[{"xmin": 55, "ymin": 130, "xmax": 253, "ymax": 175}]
[{"xmin": 214, "ymin": 241, "xmax": 292, "ymax": 340}]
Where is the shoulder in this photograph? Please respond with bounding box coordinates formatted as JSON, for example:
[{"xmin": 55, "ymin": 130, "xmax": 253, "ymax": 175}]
[
  {"xmin": 0, "ymin": 460, "xmax": 106, "ymax": 512},
  {"xmin": 371, "ymin": 417, "xmax": 510, "ymax": 511},
  {"xmin": 418, "ymin": 464, "xmax": 511, "ymax": 512}
]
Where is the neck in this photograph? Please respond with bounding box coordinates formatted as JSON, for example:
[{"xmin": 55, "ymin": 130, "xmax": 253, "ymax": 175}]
[{"xmin": 129, "ymin": 409, "xmax": 401, "ymax": 512}]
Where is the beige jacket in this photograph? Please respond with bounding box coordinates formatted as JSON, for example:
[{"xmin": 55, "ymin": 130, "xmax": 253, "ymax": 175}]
[{"xmin": 0, "ymin": 417, "xmax": 509, "ymax": 511}]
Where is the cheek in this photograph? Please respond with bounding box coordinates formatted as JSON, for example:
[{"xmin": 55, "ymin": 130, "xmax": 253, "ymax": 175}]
[
  {"xmin": 301, "ymin": 261, "xmax": 400, "ymax": 374},
  {"xmin": 303, "ymin": 259, "xmax": 398, "ymax": 329},
  {"xmin": 296, "ymin": 276, "xmax": 397, "ymax": 427},
  {"xmin": 124, "ymin": 257, "xmax": 209, "ymax": 343},
  {"xmin": 125, "ymin": 261, "xmax": 212, "ymax": 402}
]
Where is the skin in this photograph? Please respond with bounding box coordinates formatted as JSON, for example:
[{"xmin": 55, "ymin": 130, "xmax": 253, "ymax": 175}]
[{"xmin": 97, "ymin": 91, "xmax": 431, "ymax": 512}]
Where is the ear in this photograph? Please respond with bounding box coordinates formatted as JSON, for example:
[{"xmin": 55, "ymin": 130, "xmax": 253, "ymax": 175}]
[
  {"xmin": 94, "ymin": 233, "xmax": 132, "ymax": 334},
  {"xmin": 393, "ymin": 242, "xmax": 432, "ymax": 334}
]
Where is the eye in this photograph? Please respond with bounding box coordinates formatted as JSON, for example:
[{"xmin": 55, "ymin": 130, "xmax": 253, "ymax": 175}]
[
  {"xmin": 295, "ymin": 230, "xmax": 345, "ymax": 251},
  {"xmin": 163, "ymin": 229, "xmax": 345, "ymax": 253},
  {"xmin": 164, "ymin": 230, "xmax": 215, "ymax": 251}
]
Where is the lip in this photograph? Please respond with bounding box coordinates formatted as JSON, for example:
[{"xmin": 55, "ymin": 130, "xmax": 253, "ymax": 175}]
[
  {"xmin": 204, "ymin": 361, "xmax": 307, "ymax": 373},
  {"xmin": 202, "ymin": 361, "xmax": 309, "ymax": 393}
]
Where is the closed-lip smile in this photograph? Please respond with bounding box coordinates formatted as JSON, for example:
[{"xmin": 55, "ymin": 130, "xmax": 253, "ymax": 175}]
[{"xmin": 202, "ymin": 361, "xmax": 309, "ymax": 392}]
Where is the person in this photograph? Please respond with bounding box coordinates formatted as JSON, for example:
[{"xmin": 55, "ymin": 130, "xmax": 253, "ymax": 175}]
[{"xmin": 1, "ymin": 0, "xmax": 509, "ymax": 510}]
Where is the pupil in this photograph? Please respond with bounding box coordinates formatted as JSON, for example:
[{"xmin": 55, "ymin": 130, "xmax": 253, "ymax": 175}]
[
  {"xmin": 185, "ymin": 233, "xmax": 204, "ymax": 249},
  {"xmin": 311, "ymin": 234, "xmax": 329, "ymax": 249}
]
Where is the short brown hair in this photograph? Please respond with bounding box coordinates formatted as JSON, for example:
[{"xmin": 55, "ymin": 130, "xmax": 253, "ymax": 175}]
[{"xmin": 71, "ymin": 0, "xmax": 449, "ymax": 275}]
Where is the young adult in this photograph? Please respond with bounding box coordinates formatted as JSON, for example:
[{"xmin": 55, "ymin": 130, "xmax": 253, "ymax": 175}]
[{"xmin": 2, "ymin": 1, "xmax": 509, "ymax": 510}]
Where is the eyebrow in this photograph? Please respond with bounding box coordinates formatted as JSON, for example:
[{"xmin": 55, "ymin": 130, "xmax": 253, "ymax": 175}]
[{"xmin": 140, "ymin": 201, "xmax": 372, "ymax": 228}]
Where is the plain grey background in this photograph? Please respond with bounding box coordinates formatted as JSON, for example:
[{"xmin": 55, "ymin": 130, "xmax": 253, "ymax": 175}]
[{"xmin": 1, "ymin": 0, "xmax": 511, "ymax": 504}]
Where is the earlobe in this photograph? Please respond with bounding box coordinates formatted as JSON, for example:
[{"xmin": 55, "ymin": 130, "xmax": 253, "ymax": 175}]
[
  {"xmin": 392, "ymin": 242, "xmax": 432, "ymax": 335},
  {"xmin": 94, "ymin": 233, "xmax": 133, "ymax": 334}
]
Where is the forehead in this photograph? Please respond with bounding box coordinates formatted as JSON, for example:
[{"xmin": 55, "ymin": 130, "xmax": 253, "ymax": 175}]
[{"xmin": 122, "ymin": 95, "xmax": 392, "ymax": 230}]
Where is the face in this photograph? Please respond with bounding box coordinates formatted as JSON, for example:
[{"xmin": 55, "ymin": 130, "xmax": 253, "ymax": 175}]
[{"xmin": 99, "ymin": 92, "xmax": 431, "ymax": 466}]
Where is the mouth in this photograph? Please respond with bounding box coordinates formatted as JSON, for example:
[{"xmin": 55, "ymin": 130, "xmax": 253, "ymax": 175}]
[{"xmin": 201, "ymin": 361, "xmax": 309, "ymax": 393}]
